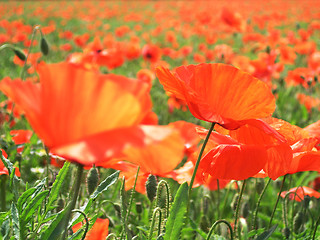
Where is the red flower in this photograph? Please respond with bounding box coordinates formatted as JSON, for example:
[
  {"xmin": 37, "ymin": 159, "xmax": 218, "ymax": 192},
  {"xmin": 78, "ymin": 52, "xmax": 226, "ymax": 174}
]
[
  {"xmin": 0, "ymin": 62, "xmax": 153, "ymax": 166},
  {"xmin": 156, "ymin": 63, "xmax": 275, "ymax": 130},
  {"xmin": 281, "ymin": 186, "xmax": 320, "ymax": 202},
  {"xmin": 72, "ymin": 218, "xmax": 109, "ymax": 240}
]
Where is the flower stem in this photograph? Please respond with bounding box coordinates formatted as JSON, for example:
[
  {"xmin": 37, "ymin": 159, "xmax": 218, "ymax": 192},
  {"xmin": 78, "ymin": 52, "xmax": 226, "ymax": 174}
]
[
  {"xmin": 252, "ymin": 178, "xmax": 271, "ymax": 230},
  {"xmin": 234, "ymin": 180, "xmax": 246, "ymax": 238},
  {"xmin": 148, "ymin": 207, "xmax": 162, "ymax": 240},
  {"xmin": 62, "ymin": 163, "xmax": 84, "ymax": 239},
  {"xmin": 188, "ymin": 122, "xmax": 215, "ymax": 196},
  {"xmin": 206, "ymin": 219, "xmax": 233, "ymax": 240},
  {"xmin": 268, "ymin": 174, "xmax": 287, "ymax": 229}
]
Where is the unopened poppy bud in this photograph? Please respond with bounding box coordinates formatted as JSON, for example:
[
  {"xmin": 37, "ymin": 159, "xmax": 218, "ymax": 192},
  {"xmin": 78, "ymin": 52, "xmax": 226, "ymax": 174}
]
[
  {"xmin": 13, "ymin": 48, "xmax": 26, "ymax": 61},
  {"xmin": 86, "ymin": 166, "xmax": 99, "ymax": 195},
  {"xmin": 282, "ymin": 227, "xmax": 290, "ymax": 239},
  {"xmin": 136, "ymin": 202, "xmax": 142, "ymax": 214},
  {"xmin": 40, "ymin": 36, "xmax": 49, "ymax": 55},
  {"xmin": 231, "ymin": 193, "xmax": 239, "ymax": 211},
  {"xmin": 146, "ymin": 174, "xmax": 157, "ymax": 202},
  {"xmin": 56, "ymin": 197, "xmax": 64, "ymax": 212},
  {"xmin": 266, "ymin": 46, "xmax": 271, "ymax": 54},
  {"xmin": 202, "ymin": 195, "xmax": 210, "ymax": 213},
  {"xmin": 241, "ymin": 201, "xmax": 250, "ymax": 218},
  {"xmin": 293, "ymin": 211, "xmax": 304, "ymax": 234},
  {"xmin": 113, "ymin": 203, "xmax": 121, "ymax": 217},
  {"xmin": 303, "ymin": 195, "xmax": 311, "ymax": 209},
  {"xmin": 314, "ymin": 76, "xmax": 318, "ymax": 83},
  {"xmin": 200, "ymin": 215, "xmax": 210, "ymax": 232},
  {"xmin": 255, "ymin": 179, "xmax": 265, "ymax": 194}
]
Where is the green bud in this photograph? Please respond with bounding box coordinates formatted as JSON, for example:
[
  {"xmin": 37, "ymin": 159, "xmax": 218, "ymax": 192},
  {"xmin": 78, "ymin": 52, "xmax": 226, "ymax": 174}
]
[
  {"xmin": 241, "ymin": 201, "xmax": 250, "ymax": 218},
  {"xmin": 40, "ymin": 36, "xmax": 49, "ymax": 55},
  {"xmin": 136, "ymin": 202, "xmax": 142, "ymax": 214},
  {"xmin": 255, "ymin": 179, "xmax": 265, "ymax": 194},
  {"xmin": 282, "ymin": 227, "xmax": 290, "ymax": 239},
  {"xmin": 146, "ymin": 174, "xmax": 157, "ymax": 202},
  {"xmin": 231, "ymin": 193, "xmax": 239, "ymax": 211},
  {"xmin": 113, "ymin": 203, "xmax": 121, "ymax": 217},
  {"xmin": 293, "ymin": 211, "xmax": 304, "ymax": 234},
  {"xmin": 86, "ymin": 166, "xmax": 99, "ymax": 195},
  {"xmin": 13, "ymin": 48, "xmax": 26, "ymax": 61},
  {"xmin": 200, "ymin": 215, "xmax": 210, "ymax": 233},
  {"xmin": 56, "ymin": 197, "xmax": 64, "ymax": 213},
  {"xmin": 266, "ymin": 46, "xmax": 271, "ymax": 54}
]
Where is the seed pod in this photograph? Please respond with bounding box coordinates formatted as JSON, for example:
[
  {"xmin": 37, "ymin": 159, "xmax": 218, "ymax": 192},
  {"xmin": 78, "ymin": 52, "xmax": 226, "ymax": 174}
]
[
  {"xmin": 282, "ymin": 227, "xmax": 290, "ymax": 239},
  {"xmin": 241, "ymin": 201, "xmax": 250, "ymax": 218},
  {"xmin": 200, "ymin": 215, "xmax": 210, "ymax": 232},
  {"xmin": 255, "ymin": 179, "xmax": 265, "ymax": 195},
  {"xmin": 293, "ymin": 211, "xmax": 304, "ymax": 234},
  {"xmin": 146, "ymin": 174, "xmax": 157, "ymax": 202},
  {"xmin": 231, "ymin": 193, "xmax": 239, "ymax": 211},
  {"xmin": 13, "ymin": 48, "xmax": 26, "ymax": 61},
  {"xmin": 136, "ymin": 202, "xmax": 142, "ymax": 214},
  {"xmin": 40, "ymin": 36, "xmax": 49, "ymax": 55},
  {"xmin": 56, "ymin": 198, "xmax": 64, "ymax": 212},
  {"xmin": 86, "ymin": 166, "xmax": 100, "ymax": 195}
]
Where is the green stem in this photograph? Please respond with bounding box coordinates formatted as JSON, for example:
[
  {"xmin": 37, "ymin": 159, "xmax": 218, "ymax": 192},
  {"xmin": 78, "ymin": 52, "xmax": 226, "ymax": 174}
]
[
  {"xmin": 106, "ymin": 233, "xmax": 118, "ymax": 240},
  {"xmin": 221, "ymin": 182, "xmax": 232, "ymax": 217},
  {"xmin": 72, "ymin": 210, "xmax": 89, "ymax": 240},
  {"xmin": 125, "ymin": 166, "xmax": 140, "ymax": 223},
  {"xmin": 148, "ymin": 207, "xmax": 162, "ymax": 240},
  {"xmin": 1, "ymin": 175, "xmax": 7, "ymax": 211},
  {"xmin": 62, "ymin": 163, "xmax": 84, "ymax": 239},
  {"xmin": 189, "ymin": 122, "xmax": 215, "ymax": 196},
  {"xmin": 268, "ymin": 174, "xmax": 287, "ymax": 229},
  {"xmin": 217, "ymin": 179, "xmax": 220, "ymax": 219},
  {"xmin": 20, "ymin": 25, "xmax": 39, "ymax": 80},
  {"xmin": 234, "ymin": 180, "xmax": 246, "ymax": 238},
  {"xmin": 206, "ymin": 219, "xmax": 233, "ymax": 240},
  {"xmin": 252, "ymin": 178, "xmax": 271, "ymax": 230}
]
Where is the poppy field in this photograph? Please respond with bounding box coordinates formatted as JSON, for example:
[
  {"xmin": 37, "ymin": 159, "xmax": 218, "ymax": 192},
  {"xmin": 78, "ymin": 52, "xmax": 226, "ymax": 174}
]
[{"xmin": 1, "ymin": 1, "xmax": 320, "ymax": 239}]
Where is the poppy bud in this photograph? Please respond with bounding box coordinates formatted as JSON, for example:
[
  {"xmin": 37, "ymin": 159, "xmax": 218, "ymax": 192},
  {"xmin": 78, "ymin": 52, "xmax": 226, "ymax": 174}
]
[
  {"xmin": 136, "ymin": 202, "xmax": 142, "ymax": 214},
  {"xmin": 200, "ymin": 215, "xmax": 210, "ymax": 232},
  {"xmin": 241, "ymin": 201, "xmax": 250, "ymax": 218},
  {"xmin": 113, "ymin": 203, "xmax": 121, "ymax": 217},
  {"xmin": 86, "ymin": 166, "xmax": 99, "ymax": 195},
  {"xmin": 314, "ymin": 76, "xmax": 318, "ymax": 83},
  {"xmin": 293, "ymin": 211, "xmax": 304, "ymax": 234},
  {"xmin": 40, "ymin": 36, "xmax": 49, "ymax": 55},
  {"xmin": 282, "ymin": 227, "xmax": 290, "ymax": 239},
  {"xmin": 56, "ymin": 197, "xmax": 64, "ymax": 213},
  {"xmin": 231, "ymin": 193, "xmax": 239, "ymax": 211},
  {"xmin": 266, "ymin": 46, "xmax": 271, "ymax": 54},
  {"xmin": 303, "ymin": 195, "xmax": 311, "ymax": 209},
  {"xmin": 255, "ymin": 179, "xmax": 265, "ymax": 195},
  {"xmin": 13, "ymin": 48, "xmax": 26, "ymax": 61},
  {"xmin": 202, "ymin": 195, "xmax": 210, "ymax": 214},
  {"xmin": 146, "ymin": 174, "xmax": 157, "ymax": 202}
]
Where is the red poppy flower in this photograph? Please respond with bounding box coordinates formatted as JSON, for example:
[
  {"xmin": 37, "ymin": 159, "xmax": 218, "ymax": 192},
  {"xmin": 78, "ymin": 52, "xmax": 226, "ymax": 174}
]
[
  {"xmin": 156, "ymin": 63, "xmax": 275, "ymax": 130},
  {"xmin": 72, "ymin": 218, "xmax": 109, "ymax": 240},
  {"xmin": 142, "ymin": 44, "xmax": 162, "ymax": 63},
  {"xmin": 0, "ymin": 62, "xmax": 153, "ymax": 166},
  {"xmin": 281, "ymin": 186, "xmax": 320, "ymax": 202}
]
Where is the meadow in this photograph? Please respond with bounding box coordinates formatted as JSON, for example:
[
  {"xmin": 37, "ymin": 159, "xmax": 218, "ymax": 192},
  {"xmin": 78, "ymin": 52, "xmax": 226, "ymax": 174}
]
[{"xmin": 1, "ymin": 1, "xmax": 320, "ymax": 239}]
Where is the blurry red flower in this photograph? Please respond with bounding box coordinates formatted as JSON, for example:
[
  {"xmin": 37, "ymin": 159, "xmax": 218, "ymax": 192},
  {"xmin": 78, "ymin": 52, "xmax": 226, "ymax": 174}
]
[
  {"xmin": 281, "ymin": 186, "xmax": 320, "ymax": 202},
  {"xmin": 142, "ymin": 44, "xmax": 162, "ymax": 63},
  {"xmin": 0, "ymin": 62, "xmax": 154, "ymax": 166}
]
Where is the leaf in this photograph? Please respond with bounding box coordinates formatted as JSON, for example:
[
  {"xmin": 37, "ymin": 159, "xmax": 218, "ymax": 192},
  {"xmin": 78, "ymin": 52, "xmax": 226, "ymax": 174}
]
[
  {"xmin": 40, "ymin": 205, "xmax": 70, "ymax": 240},
  {"xmin": 11, "ymin": 203, "xmax": 19, "ymax": 240},
  {"xmin": 164, "ymin": 182, "xmax": 188, "ymax": 240},
  {"xmin": 17, "ymin": 188, "xmax": 37, "ymax": 212},
  {"xmin": 254, "ymin": 225, "xmax": 278, "ymax": 240},
  {"xmin": 47, "ymin": 161, "xmax": 71, "ymax": 212},
  {"xmin": 90, "ymin": 170, "xmax": 119, "ymax": 200},
  {"xmin": 21, "ymin": 190, "xmax": 49, "ymax": 223},
  {"xmin": 0, "ymin": 153, "xmax": 20, "ymax": 200}
]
